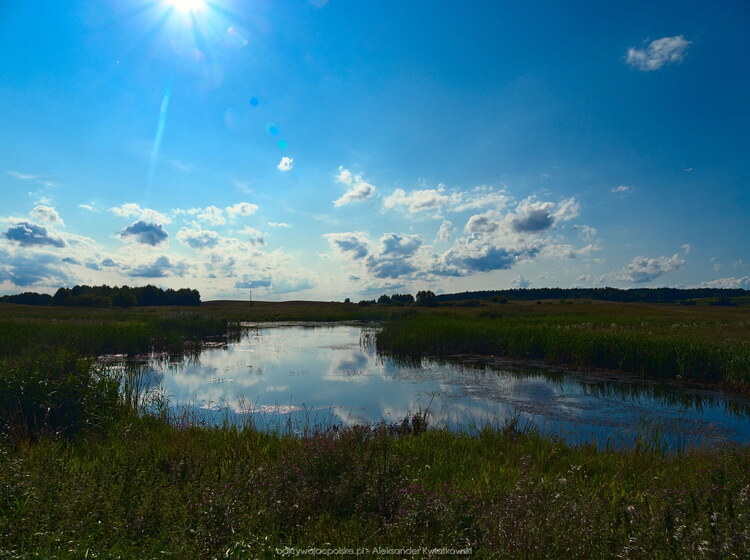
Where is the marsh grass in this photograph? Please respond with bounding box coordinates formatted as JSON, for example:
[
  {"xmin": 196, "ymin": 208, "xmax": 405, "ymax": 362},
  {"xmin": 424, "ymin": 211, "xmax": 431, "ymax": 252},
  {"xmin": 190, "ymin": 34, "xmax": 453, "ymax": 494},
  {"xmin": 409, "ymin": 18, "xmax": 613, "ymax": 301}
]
[
  {"xmin": 376, "ymin": 310, "xmax": 750, "ymax": 390},
  {"xmin": 2, "ymin": 300, "xmax": 750, "ymax": 557},
  {"xmin": 1, "ymin": 412, "xmax": 749, "ymax": 559}
]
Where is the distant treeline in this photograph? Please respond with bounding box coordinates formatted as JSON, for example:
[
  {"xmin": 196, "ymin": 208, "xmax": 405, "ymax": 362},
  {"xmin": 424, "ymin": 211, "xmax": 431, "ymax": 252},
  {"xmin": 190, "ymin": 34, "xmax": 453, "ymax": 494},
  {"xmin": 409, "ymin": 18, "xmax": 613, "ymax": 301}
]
[
  {"xmin": 0, "ymin": 285, "xmax": 201, "ymax": 308},
  {"xmin": 435, "ymin": 287, "xmax": 749, "ymax": 304}
]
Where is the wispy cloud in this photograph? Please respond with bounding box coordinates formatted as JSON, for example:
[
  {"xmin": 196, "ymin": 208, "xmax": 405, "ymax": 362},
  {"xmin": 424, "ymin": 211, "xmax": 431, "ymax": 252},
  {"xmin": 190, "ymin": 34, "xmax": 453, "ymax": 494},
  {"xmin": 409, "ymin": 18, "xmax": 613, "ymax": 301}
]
[
  {"xmin": 611, "ymin": 185, "xmax": 632, "ymax": 194},
  {"xmin": 6, "ymin": 170, "xmax": 59, "ymax": 188},
  {"xmin": 626, "ymin": 35, "xmax": 691, "ymax": 71},
  {"xmin": 268, "ymin": 222, "xmax": 291, "ymax": 228}
]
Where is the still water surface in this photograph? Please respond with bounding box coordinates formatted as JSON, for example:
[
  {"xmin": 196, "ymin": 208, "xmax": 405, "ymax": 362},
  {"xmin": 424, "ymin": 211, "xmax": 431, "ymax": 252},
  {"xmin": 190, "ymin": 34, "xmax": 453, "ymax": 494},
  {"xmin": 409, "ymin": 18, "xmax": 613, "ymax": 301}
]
[{"xmin": 135, "ymin": 323, "xmax": 750, "ymax": 448}]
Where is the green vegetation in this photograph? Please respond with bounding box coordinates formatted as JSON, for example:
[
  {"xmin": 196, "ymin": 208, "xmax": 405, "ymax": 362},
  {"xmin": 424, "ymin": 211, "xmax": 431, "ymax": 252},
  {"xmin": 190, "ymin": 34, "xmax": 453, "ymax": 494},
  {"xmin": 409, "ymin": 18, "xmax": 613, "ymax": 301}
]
[
  {"xmin": 1, "ymin": 299, "xmax": 750, "ymax": 557},
  {"xmin": 2, "ymin": 408, "xmax": 750, "ymax": 558},
  {"xmin": 376, "ymin": 301, "xmax": 750, "ymax": 391}
]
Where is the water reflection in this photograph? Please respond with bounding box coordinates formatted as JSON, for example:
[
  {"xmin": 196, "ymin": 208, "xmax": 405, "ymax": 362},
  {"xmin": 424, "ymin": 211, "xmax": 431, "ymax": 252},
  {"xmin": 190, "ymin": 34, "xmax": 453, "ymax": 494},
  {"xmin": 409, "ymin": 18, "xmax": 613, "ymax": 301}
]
[{"xmin": 114, "ymin": 323, "xmax": 750, "ymax": 448}]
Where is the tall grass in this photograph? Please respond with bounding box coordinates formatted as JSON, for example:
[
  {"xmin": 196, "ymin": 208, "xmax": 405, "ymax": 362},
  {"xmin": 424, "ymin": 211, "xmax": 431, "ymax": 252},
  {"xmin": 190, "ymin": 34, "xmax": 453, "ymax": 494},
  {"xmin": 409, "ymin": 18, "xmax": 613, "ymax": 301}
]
[
  {"xmin": 376, "ymin": 313, "xmax": 750, "ymax": 389},
  {"xmin": 1, "ymin": 417, "xmax": 749, "ymax": 558},
  {"xmin": 0, "ymin": 313, "xmax": 234, "ymax": 358}
]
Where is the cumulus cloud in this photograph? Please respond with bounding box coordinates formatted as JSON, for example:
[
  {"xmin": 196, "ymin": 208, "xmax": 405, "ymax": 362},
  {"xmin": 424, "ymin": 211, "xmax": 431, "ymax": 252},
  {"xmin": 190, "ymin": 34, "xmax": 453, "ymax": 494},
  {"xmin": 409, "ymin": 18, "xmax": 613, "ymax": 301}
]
[
  {"xmin": 226, "ymin": 202, "xmax": 258, "ymax": 220},
  {"xmin": 436, "ymin": 220, "xmax": 454, "ymax": 242},
  {"xmin": 383, "ymin": 184, "xmax": 509, "ymax": 215},
  {"xmin": 128, "ymin": 256, "xmax": 188, "ymax": 278},
  {"xmin": 4, "ymin": 221, "xmax": 65, "ymax": 247},
  {"xmin": 197, "ymin": 206, "xmax": 226, "ymax": 225},
  {"xmin": 441, "ymin": 236, "xmax": 539, "ymax": 274},
  {"xmin": 239, "ymin": 226, "xmax": 266, "ymax": 246},
  {"xmin": 366, "ymin": 258, "xmax": 418, "ymax": 279},
  {"xmin": 110, "ymin": 203, "xmax": 172, "ymax": 224},
  {"xmin": 613, "ymin": 253, "xmax": 686, "ymax": 283},
  {"xmin": 383, "ymin": 188, "xmax": 451, "ymax": 214},
  {"xmin": 325, "ymin": 232, "xmax": 424, "ymax": 280},
  {"xmin": 507, "ymin": 197, "xmax": 578, "ymax": 233},
  {"xmin": 325, "ymin": 232, "xmax": 370, "ymax": 259},
  {"xmin": 380, "ymin": 233, "xmax": 422, "ymax": 257},
  {"xmin": 465, "ymin": 211, "xmax": 502, "ymax": 234},
  {"xmin": 626, "ymin": 35, "xmax": 691, "ymax": 71},
  {"xmin": 333, "ymin": 167, "xmax": 376, "ymax": 206},
  {"xmin": 30, "ymin": 205, "xmax": 64, "ymax": 225},
  {"xmin": 268, "ymin": 222, "xmax": 291, "ymax": 228},
  {"xmin": 176, "ymin": 227, "xmax": 220, "ymax": 249},
  {"xmin": 277, "ymin": 157, "xmax": 294, "ymax": 171},
  {"xmin": 119, "ymin": 221, "xmax": 169, "ymax": 246}
]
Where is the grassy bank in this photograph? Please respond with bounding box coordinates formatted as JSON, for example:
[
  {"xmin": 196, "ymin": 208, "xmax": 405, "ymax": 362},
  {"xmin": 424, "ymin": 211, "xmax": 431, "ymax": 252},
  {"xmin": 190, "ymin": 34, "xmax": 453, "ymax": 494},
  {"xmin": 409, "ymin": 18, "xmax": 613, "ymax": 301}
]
[
  {"xmin": 2, "ymin": 299, "xmax": 750, "ymax": 558},
  {"xmin": 376, "ymin": 303, "xmax": 750, "ymax": 391},
  {"xmin": 2, "ymin": 413, "xmax": 750, "ymax": 559},
  {"xmin": 0, "ymin": 305, "xmax": 234, "ymax": 358}
]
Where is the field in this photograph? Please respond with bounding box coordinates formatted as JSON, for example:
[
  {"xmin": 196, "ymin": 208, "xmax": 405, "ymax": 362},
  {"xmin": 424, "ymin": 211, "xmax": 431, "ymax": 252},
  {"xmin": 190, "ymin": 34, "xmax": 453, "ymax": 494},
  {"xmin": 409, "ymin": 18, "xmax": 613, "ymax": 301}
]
[{"xmin": 1, "ymin": 299, "xmax": 750, "ymax": 558}]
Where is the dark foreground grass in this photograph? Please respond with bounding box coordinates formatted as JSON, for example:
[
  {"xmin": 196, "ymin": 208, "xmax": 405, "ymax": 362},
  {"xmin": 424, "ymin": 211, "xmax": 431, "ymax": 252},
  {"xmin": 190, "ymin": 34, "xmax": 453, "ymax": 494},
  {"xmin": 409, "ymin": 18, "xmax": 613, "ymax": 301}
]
[
  {"xmin": 376, "ymin": 306, "xmax": 750, "ymax": 391},
  {"xmin": 2, "ymin": 414, "xmax": 750, "ymax": 559}
]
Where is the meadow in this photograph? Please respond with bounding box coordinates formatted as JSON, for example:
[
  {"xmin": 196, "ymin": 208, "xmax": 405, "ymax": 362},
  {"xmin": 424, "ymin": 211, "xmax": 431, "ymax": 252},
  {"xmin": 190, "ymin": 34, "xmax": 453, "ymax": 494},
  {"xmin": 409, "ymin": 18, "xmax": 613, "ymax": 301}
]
[{"xmin": 1, "ymin": 299, "xmax": 750, "ymax": 558}]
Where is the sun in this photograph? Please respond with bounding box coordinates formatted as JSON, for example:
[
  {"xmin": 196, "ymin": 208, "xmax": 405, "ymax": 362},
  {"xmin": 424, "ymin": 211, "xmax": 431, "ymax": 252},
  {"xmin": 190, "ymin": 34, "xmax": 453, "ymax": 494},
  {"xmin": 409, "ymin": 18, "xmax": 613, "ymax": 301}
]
[{"xmin": 165, "ymin": 0, "xmax": 206, "ymax": 13}]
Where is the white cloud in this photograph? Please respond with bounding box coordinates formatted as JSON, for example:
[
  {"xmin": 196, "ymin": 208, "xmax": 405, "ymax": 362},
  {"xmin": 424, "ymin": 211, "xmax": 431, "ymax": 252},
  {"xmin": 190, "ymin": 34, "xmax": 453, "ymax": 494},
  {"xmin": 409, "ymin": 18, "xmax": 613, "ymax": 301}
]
[
  {"xmin": 383, "ymin": 188, "xmax": 450, "ymax": 214},
  {"xmin": 436, "ymin": 220, "xmax": 454, "ymax": 242},
  {"xmin": 465, "ymin": 211, "xmax": 502, "ymax": 233},
  {"xmin": 277, "ymin": 156, "xmax": 294, "ymax": 171},
  {"xmin": 128, "ymin": 255, "xmax": 188, "ymax": 278},
  {"xmin": 626, "ymin": 35, "xmax": 691, "ymax": 71},
  {"xmin": 612, "ymin": 253, "xmax": 686, "ymax": 284},
  {"xmin": 79, "ymin": 204, "xmax": 95, "ymax": 211},
  {"xmin": 573, "ymin": 225, "xmax": 598, "ymax": 244},
  {"xmin": 176, "ymin": 227, "xmax": 220, "ymax": 249},
  {"xmin": 240, "ymin": 226, "xmax": 265, "ymax": 246},
  {"xmin": 30, "ymin": 205, "xmax": 64, "ymax": 226},
  {"xmin": 110, "ymin": 203, "xmax": 172, "ymax": 224},
  {"xmin": 611, "ymin": 185, "xmax": 632, "ymax": 194},
  {"xmin": 383, "ymin": 184, "xmax": 509, "ymax": 215},
  {"xmin": 268, "ymin": 222, "xmax": 291, "ymax": 228},
  {"xmin": 333, "ymin": 167, "xmax": 376, "ymax": 206},
  {"xmin": 498, "ymin": 197, "xmax": 579, "ymax": 234},
  {"xmin": 511, "ymin": 275, "xmax": 531, "ymax": 289},
  {"xmin": 695, "ymin": 276, "xmax": 750, "ymax": 289},
  {"xmin": 225, "ymin": 202, "xmax": 258, "ymax": 220},
  {"xmin": 197, "ymin": 205, "xmax": 226, "ymax": 225},
  {"xmin": 6, "ymin": 170, "xmax": 59, "ymax": 188}
]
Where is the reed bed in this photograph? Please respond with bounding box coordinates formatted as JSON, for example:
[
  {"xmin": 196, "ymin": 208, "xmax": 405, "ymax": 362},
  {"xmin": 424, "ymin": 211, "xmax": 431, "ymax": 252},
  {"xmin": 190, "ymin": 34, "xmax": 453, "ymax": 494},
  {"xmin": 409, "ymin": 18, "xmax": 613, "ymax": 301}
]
[{"xmin": 376, "ymin": 313, "xmax": 750, "ymax": 390}]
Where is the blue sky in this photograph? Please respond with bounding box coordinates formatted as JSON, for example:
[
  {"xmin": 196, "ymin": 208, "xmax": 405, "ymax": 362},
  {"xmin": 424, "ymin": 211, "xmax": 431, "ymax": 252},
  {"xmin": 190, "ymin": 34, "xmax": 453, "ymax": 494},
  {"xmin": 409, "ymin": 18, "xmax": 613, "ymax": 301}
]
[{"xmin": 1, "ymin": 0, "xmax": 748, "ymax": 300}]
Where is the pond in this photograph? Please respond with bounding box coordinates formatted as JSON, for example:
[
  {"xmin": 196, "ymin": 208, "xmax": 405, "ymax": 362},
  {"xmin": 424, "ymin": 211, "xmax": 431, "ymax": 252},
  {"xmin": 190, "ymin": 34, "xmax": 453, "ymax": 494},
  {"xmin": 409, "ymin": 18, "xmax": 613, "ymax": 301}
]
[{"xmin": 127, "ymin": 323, "xmax": 750, "ymax": 449}]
